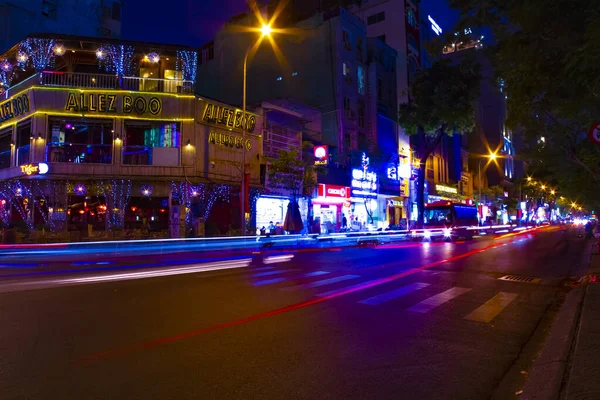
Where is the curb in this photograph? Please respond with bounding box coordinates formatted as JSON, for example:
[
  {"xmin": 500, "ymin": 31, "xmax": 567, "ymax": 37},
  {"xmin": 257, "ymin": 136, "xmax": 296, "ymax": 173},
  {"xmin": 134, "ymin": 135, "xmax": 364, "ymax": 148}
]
[{"xmin": 520, "ymin": 240, "xmax": 593, "ymax": 400}]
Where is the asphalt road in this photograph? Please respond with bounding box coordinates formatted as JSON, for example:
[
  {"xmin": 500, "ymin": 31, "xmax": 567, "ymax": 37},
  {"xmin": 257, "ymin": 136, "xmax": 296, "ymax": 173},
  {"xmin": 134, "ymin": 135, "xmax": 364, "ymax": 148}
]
[{"xmin": 0, "ymin": 226, "xmax": 587, "ymax": 400}]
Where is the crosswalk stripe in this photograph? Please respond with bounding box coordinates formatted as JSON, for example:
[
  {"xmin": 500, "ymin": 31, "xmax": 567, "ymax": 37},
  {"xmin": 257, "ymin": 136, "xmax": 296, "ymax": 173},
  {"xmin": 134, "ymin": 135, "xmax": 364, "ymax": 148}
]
[
  {"xmin": 251, "ymin": 270, "xmax": 287, "ymax": 278},
  {"xmin": 250, "ymin": 271, "xmax": 329, "ymax": 287},
  {"xmin": 464, "ymin": 292, "xmax": 518, "ymax": 323},
  {"xmin": 251, "ymin": 277, "xmax": 286, "ymax": 286},
  {"xmin": 406, "ymin": 287, "xmax": 471, "ymax": 313},
  {"xmin": 281, "ymin": 275, "xmax": 360, "ymax": 291},
  {"xmin": 358, "ymin": 283, "xmax": 430, "ymax": 306},
  {"xmin": 316, "ymin": 280, "xmax": 383, "ymax": 298}
]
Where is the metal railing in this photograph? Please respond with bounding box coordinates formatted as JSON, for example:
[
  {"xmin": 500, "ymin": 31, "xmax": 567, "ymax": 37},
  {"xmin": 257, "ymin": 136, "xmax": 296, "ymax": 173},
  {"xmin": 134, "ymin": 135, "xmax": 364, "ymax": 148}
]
[
  {"xmin": 6, "ymin": 72, "xmax": 195, "ymax": 96},
  {"xmin": 47, "ymin": 143, "xmax": 113, "ymax": 164}
]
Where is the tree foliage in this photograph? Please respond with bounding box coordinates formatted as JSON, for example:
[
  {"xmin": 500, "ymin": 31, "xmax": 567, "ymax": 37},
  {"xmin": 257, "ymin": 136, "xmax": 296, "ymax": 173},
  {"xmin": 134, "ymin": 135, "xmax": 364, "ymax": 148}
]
[
  {"xmin": 398, "ymin": 59, "xmax": 481, "ymax": 226},
  {"xmin": 448, "ymin": 0, "xmax": 600, "ymax": 208},
  {"xmin": 266, "ymin": 141, "xmax": 326, "ymax": 199}
]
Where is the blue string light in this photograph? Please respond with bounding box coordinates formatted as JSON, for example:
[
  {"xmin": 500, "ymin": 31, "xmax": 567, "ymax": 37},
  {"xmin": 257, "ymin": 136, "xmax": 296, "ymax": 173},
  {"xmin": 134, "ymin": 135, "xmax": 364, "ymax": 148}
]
[
  {"xmin": 176, "ymin": 50, "xmax": 198, "ymax": 83},
  {"xmin": 20, "ymin": 38, "xmax": 57, "ymax": 71},
  {"xmin": 101, "ymin": 45, "xmax": 135, "ymax": 76}
]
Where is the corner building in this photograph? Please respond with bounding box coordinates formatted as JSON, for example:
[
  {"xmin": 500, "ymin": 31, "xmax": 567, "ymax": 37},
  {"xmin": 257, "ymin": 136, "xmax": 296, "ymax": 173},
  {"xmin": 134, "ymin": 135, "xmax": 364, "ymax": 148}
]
[{"xmin": 0, "ymin": 35, "xmax": 261, "ymax": 239}]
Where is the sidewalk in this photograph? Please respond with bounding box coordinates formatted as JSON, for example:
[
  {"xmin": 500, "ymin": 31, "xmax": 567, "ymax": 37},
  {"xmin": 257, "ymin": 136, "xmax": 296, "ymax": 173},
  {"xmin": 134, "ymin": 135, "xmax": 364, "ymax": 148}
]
[{"xmin": 563, "ymin": 242, "xmax": 600, "ymax": 399}]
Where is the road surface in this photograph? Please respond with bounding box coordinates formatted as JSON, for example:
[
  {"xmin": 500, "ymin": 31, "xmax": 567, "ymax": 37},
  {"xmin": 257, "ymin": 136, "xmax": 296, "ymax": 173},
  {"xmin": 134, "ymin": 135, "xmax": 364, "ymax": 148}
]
[{"xmin": 0, "ymin": 226, "xmax": 586, "ymax": 399}]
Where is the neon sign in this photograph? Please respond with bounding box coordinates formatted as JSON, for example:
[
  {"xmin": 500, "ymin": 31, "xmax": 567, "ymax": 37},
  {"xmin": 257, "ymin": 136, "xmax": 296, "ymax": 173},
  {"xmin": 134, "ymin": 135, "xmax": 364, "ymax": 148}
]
[
  {"xmin": 20, "ymin": 163, "xmax": 49, "ymax": 176},
  {"xmin": 351, "ymin": 168, "xmax": 378, "ymax": 198},
  {"xmin": 436, "ymin": 184, "xmax": 457, "ymax": 194},
  {"xmin": 314, "ymin": 145, "xmax": 328, "ymax": 165},
  {"xmin": 428, "ymin": 15, "xmax": 442, "ymax": 36}
]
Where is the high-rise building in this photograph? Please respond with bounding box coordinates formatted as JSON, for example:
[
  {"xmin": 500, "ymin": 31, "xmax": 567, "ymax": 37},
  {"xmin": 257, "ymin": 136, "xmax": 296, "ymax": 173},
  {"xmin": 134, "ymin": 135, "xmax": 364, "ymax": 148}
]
[
  {"xmin": 0, "ymin": 0, "xmax": 123, "ymax": 53},
  {"xmin": 197, "ymin": 4, "xmax": 409, "ymax": 229}
]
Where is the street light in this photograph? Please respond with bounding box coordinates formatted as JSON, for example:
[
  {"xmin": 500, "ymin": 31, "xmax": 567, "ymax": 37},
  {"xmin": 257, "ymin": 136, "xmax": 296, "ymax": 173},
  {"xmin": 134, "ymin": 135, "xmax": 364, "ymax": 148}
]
[
  {"xmin": 550, "ymin": 190, "xmax": 555, "ymax": 195},
  {"xmin": 527, "ymin": 177, "xmax": 532, "ymax": 182},
  {"xmin": 240, "ymin": 23, "xmax": 273, "ymax": 234},
  {"xmin": 478, "ymin": 152, "xmax": 497, "ymax": 223}
]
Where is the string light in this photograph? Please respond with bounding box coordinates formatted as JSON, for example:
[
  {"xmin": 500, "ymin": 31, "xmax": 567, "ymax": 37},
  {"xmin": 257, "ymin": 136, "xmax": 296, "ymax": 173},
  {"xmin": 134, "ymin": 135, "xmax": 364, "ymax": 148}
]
[
  {"xmin": 176, "ymin": 50, "xmax": 198, "ymax": 83},
  {"xmin": 96, "ymin": 48, "xmax": 106, "ymax": 60},
  {"xmin": 74, "ymin": 184, "xmax": 86, "ymax": 196},
  {"xmin": 21, "ymin": 38, "xmax": 57, "ymax": 71},
  {"xmin": 171, "ymin": 181, "xmax": 230, "ymax": 227},
  {"xmin": 141, "ymin": 184, "xmax": 153, "ymax": 197},
  {"xmin": 53, "ymin": 43, "xmax": 66, "ymax": 56},
  {"xmin": 147, "ymin": 52, "xmax": 160, "ymax": 64},
  {"xmin": 101, "ymin": 45, "xmax": 135, "ymax": 76},
  {"xmin": 16, "ymin": 51, "xmax": 29, "ymax": 69}
]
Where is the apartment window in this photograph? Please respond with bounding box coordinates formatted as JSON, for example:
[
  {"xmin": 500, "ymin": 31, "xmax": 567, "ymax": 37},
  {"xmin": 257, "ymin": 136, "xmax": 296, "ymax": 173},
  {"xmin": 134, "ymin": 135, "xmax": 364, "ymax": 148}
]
[
  {"xmin": 123, "ymin": 121, "xmax": 181, "ymax": 166},
  {"xmin": 112, "ymin": 2, "xmax": 121, "ymax": 21},
  {"xmin": 357, "ymin": 99, "xmax": 365, "ymax": 128},
  {"xmin": 15, "ymin": 122, "xmax": 31, "ymax": 166},
  {"xmin": 407, "ymin": 10, "xmax": 416, "ymax": 28},
  {"xmin": 0, "ymin": 128, "xmax": 11, "ymax": 170},
  {"xmin": 357, "ymin": 66, "xmax": 365, "ymax": 95},
  {"xmin": 356, "ymin": 37, "xmax": 364, "ymax": 61},
  {"xmin": 343, "ymin": 30, "xmax": 352, "ymax": 51},
  {"xmin": 343, "ymin": 96, "xmax": 351, "ymax": 111},
  {"xmin": 47, "ymin": 119, "xmax": 113, "ymax": 164},
  {"xmin": 367, "ymin": 11, "xmax": 385, "ymax": 25},
  {"xmin": 208, "ymin": 44, "xmax": 214, "ymax": 60}
]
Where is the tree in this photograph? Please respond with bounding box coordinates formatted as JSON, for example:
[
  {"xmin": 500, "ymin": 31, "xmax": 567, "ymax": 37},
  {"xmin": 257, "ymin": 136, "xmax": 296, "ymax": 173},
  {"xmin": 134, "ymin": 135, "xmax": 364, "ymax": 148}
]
[
  {"xmin": 267, "ymin": 141, "xmax": 326, "ymax": 198},
  {"xmin": 398, "ymin": 59, "xmax": 481, "ymax": 227},
  {"xmin": 447, "ymin": 0, "xmax": 600, "ymax": 209},
  {"xmin": 266, "ymin": 141, "xmax": 326, "ymax": 233}
]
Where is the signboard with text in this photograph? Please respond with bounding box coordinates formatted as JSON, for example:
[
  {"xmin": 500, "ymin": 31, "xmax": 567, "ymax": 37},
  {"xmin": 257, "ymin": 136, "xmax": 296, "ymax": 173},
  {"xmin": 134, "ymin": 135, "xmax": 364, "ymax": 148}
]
[{"xmin": 317, "ymin": 184, "xmax": 350, "ymax": 199}]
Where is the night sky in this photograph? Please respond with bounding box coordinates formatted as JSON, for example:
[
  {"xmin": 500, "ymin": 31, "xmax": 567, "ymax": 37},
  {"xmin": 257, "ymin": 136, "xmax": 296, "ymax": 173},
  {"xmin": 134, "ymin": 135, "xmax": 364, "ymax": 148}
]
[{"xmin": 122, "ymin": 0, "xmax": 458, "ymax": 47}]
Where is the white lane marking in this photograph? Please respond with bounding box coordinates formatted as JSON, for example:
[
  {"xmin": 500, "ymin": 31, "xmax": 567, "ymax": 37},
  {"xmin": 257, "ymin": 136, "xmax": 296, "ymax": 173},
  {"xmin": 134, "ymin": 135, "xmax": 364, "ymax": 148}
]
[
  {"xmin": 281, "ymin": 275, "xmax": 360, "ymax": 291},
  {"xmin": 406, "ymin": 287, "xmax": 471, "ymax": 313}
]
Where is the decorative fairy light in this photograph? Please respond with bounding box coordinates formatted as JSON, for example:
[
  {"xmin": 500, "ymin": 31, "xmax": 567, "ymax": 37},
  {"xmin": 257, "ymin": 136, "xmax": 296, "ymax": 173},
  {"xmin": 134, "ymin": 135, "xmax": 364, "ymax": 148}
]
[
  {"xmin": 21, "ymin": 38, "xmax": 57, "ymax": 71},
  {"xmin": 1, "ymin": 60, "xmax": 12, "ymax": 72},
  {"xmin": 16, "ymin": 51, "xmax": 29, "ymax": 69},
  {"xmin": 53, "ymin": 43, "xmax": 66, "ymax": 56},
  {"xmin": 171, "ymin": 181, "xmax": 230, "ymax": 229},
  {"xmin": 96, "ymin": 48, "xmax": 106, "ymax": 60},
  {"xmin": 74, "ymin": 184, "xmax": 86, "ymax": 196},
  {"xmin": 147, "ymin": 52, "xmax": 160, "ymax": 64},
  {"xmin": 101, "ymin": 45, "xmax": 135, "ymax": 76},
  {"xmin": 141, "ymin": 184, "xmax": 153, "ymax": 197},
  {"xmin": 176, "ymin": 50, "xmax": 198, "ymax": 82}
]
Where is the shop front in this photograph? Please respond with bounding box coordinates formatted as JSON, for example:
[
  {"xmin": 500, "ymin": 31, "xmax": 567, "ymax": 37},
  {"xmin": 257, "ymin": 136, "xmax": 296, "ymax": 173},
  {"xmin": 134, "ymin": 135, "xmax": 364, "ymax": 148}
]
[
  {"xmin": 312, "ymin": 183, "xmax": 351, "ymax": 233},
  {"xmin": 349, "ymin": 153, "xmax": 379, "ymax": 231}
]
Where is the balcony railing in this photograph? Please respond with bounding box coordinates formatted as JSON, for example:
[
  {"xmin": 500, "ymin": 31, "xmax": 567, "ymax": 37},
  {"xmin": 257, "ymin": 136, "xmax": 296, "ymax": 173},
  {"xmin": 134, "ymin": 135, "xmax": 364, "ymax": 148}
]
[
  {"xmin": 4, "ymin": 72, "xmax": 194, "ymax": 98},
  {"xmin": 47, "ymin": 143, "xmax": 113, "ymax": 164},
  {"xmin": 122, "ymin": 145, "xmax": 152, "ymax": 165}
]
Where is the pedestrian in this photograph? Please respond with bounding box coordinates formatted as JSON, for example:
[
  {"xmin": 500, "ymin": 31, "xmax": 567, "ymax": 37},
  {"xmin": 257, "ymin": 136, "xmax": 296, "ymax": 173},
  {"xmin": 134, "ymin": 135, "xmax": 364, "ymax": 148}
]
[{"xmin": 342, "ymin": 215, "xmax": 348, "ymax": 231}]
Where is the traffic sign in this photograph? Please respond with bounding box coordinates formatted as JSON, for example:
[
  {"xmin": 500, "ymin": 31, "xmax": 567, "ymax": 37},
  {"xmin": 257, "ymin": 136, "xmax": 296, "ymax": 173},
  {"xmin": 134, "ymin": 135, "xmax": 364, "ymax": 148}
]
[{"xmin": 588, "ymin": 121, "xmax": 600, "ymax": 146}]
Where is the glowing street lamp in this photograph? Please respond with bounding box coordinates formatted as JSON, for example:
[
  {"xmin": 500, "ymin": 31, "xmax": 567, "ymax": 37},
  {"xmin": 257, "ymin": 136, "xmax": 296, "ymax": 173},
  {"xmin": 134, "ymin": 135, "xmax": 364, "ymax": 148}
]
[
  {"xmin": 240, "ymin": 23, "xmax": 277, "ymax": 233},
  {"xmin": 478, "ymin": 152, "xmax": 497, "ymax": 213},
  {"xmin": 550, "ymin": 190, "xmax": 555, "ymax": 195}
]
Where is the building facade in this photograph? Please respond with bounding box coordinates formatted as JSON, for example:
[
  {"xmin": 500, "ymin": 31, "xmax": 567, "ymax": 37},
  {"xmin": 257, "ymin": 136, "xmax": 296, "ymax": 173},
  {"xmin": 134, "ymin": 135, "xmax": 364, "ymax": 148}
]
[
  {"xmin": 0, "ymin": 0, "xmax": 123, "ymax": 53},
  {"xmin": 0, "ymin": 35, "xmax": 262, "ymax": 239}
]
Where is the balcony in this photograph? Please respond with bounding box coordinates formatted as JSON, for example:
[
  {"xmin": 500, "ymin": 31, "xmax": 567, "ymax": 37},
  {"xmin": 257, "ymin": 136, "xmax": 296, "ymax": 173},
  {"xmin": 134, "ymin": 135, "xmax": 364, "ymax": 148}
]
[
  {"xmin": 47, "ymin": 143, "xmax": 113, "ymax": 164},
  {"xmin": 4, "ymin": 71, "xmax": 194, "ymax": 99}
]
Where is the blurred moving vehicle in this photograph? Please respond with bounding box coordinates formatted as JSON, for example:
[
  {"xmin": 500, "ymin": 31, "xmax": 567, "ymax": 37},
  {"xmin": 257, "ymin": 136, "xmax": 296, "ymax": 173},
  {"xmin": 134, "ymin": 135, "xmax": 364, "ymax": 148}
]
[{"xmin": 423, "ymin": 201, "xmax": 478, "ymax": 240}]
